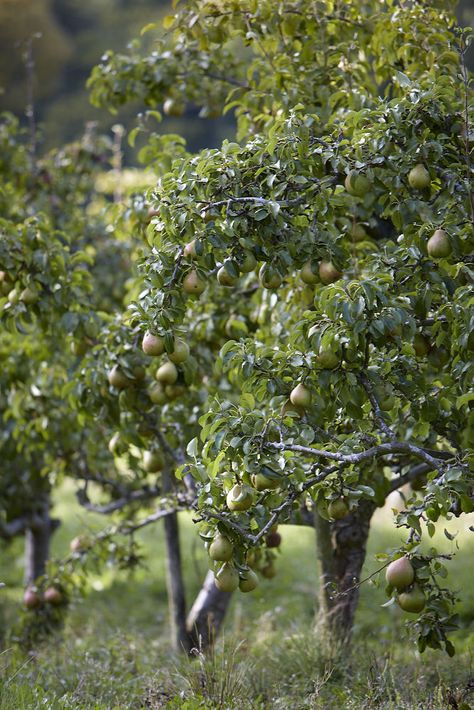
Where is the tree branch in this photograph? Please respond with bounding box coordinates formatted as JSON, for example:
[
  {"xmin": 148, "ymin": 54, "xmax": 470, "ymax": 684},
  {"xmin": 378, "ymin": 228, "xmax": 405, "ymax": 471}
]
[
  {"xmin": 389, "ymin": 463, "xmax": 431, "ymax": 493},
  {"xmin": 359, "ymin": 374, "xmax": 396, "ymax": 440},
  {"xmin": 266, "ymin": 440, "xmax": 452, "ymax": 472}
]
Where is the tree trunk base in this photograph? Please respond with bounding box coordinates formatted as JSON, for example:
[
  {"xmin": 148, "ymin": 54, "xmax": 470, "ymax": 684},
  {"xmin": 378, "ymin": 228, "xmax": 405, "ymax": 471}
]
[{"xmin": 314, "ymin": 500, "xmax": 376, "ymax": 648}]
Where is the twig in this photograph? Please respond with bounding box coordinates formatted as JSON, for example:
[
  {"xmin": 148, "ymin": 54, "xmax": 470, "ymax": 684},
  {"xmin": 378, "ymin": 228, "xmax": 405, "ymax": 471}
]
[{"xmin": 359, "ymin": 374, "xmax": 396, "ymax": 440}]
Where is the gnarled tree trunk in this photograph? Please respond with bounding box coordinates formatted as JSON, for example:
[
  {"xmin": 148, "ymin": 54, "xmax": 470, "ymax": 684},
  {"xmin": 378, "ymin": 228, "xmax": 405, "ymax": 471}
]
[
  {"xmin": 24, "ymin": 512, "xmax": 60, "ymax": 586},
  {"xmin": 186, "ymin": 569, "xmax": 233, "ymax": 650},
  {"xmin": 161, "ymin": 468, "xmax": 232, "ymax": 653},
  {"xmin": 163, "ymin": 509, "xmax": 193, "ymax": 653},
  {"xmin": 314, "ymin": 499, "xmax": 376, "ymax": 645}
]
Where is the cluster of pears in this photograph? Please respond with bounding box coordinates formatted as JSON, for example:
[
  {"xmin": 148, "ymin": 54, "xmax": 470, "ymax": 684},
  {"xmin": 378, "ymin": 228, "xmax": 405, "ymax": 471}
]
[
  {"xmin": 299, "ymin": 259, "xmax": 342, "ymax": 286},
  {"xmin": 0, "ymin": 271, "xmax": 40, "ymax": 307},
  {"xmin": 23, "ymin": 584, "xmax": 64, "ymax": 610},
  {"xmin": 209, "ymin": 525, "xmax": 281, "ymax": 593},
  {"xmin": 224, "ymin": 470, "xmax": 282, "ymax": 514},
  {"xmin": 209, "ymin": 534, "xmax": 259, "ymax": 593},
  {"xmin": 385, "ymin": 556, "xmax": 426, "ymax": 613},
  {"xmin": 141, "ymin": 330, "xmax": 190, "ymax": 402}
]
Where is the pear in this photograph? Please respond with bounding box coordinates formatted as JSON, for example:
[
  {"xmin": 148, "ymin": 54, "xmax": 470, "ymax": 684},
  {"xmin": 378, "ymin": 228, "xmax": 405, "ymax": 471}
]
[
  {"xmin": 226, "ymin": 484, "xmax": 254, "ymax": 511},
  {"xmin": 328, "ymin": 498, "xmax": 349, "ymax": 519},
  {"xmin": 238, "ymin": 251, "xmax": 257, "ymax": 273},
  {"xmin": 217, "ymin": 266, "xmax": 238, "ymax": 287},
  {"xmin": 427, "ymin": 229, "xmax": 451, "ymax": 259},
  {"xmin": 44, "ymin": 587, "xmax": 63, "ymax": 606},
  {"xmin": 183, "ymin": 240, "xmax": 197, "ymax": 259},
  {"xmin": 261, "ymin": 562, "xmax": 277, "ymax": 579},
  {"xmin": 23, "ymin": 588, "xmax": 41, "ymax": 609},
  {"xmin": 183, "ymin": 270, "xmax": 206, "ymax": 295},
  {"xmin": 397, "ymin": 584, "xmax": 426, "ymax": 613},
  {"xmin": 239, "ymin": 569, "xmax": 259, "ymax": 592},
  {"xmin": 209, "ymin": 534, "xmax": 233, "ymax": 562},
  {"xmin": 317, "ymin": 346, "xmax": 340, "ymax": 369},
  {"xmin": 149, "ymin": 382, "xmax": 167, "ymax": 405},
  {"xmin": 350, "ymin": 223, "xmax": 368, "ymax": 242},
  {"xmin": 280, "ymin": 399, "xmax": 305, "ymax": 417},
  {"xmin": 290, "ymin": 383, "xmax": 312, "ymax": 409},
  {"xmin": 107, "ymin": 365, "xmax": 133, "ymax": 389},
  {"xmin": 142, "ymin": 331, "xmax": 165, "ymax": 356},
  {"xmin": 251, "ymin": 473, "xmax": 280, "ymax": 491},
  {"xmin": 265, "ymin": 531, "xmax": 282, "ymax": 548},
  {"xmin": 214, "ymin": 563, "xmax": 239, "ymax": 592},
  {"xmin": 259, "ymin": 265, "xmax": 282, "ymax": 289},
  {"xmin": 408, "ymin": 164, "xmax": 430, "ymax": 189},
  {"xmin": 168, "ymin": 339, "xmax": 190, "ymax": 364},
  {"xmin": 386, "ymin": 556, "xmax": 415, "ymax": 589},
  {"xmin": 155, "ymin": 361, "xmax": 178, "ymax": 385},
  {"xmin": 319, "ymin": 261, "xmax": 342, "ymax": 285},
  {"xmin": 300, "ymin": 261, "xmax": 318, "ymax": 284},
  {"xmin": 20, "ymin": 286, "xmax": 38, "ymax": 304},
  {"xmin": 344, "ymin": 171, "xmax": 372, "ymax": 197}
]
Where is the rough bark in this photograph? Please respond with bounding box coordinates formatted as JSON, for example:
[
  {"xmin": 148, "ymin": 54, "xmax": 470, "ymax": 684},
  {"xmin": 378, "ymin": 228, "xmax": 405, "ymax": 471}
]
[
  {"xmin": 24, "ymin": 514, "xmax": 60, "ymax": 586},
  {"xmin": 314, "ymin": 499, "xmax": 376, "ymax": 645},
  {"xmin": 186, "ymin": 569, "xmax": 233, "ymax": 651}
]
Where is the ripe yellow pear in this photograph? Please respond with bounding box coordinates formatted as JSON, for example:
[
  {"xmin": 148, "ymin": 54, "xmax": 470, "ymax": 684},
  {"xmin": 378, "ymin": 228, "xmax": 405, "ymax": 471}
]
[
  {"xmin": 408, "ymin": 164, "xmax": 430, "ymax": 189},
  {"xmin": 183, "ymin": 240, "xmax": 197, "ymax": 259},
  {"xmin": 397, "ymin": 584, "xmax": 426, "ymax": 613},
  {"xmin": 344, "ymin": 171, "xmax": 372, "ymax": 197},
  {"xmin": 217, "ymin": 266, "xmax": 238, "ymax": 287},
  {"xmin": 239, "ymin": 569, "xmax": 259, "ymax": 592},
  {"xmin": 155, "ymin": 361, "xmax": 178, "ymax": 385},
  {"xmin": 300, "ymin": 261, "xmax": 318, "ymax": 284},
  {"xmin": 259, "ymin": 265, "xmax": 282, "ymax": 289},
  {"xmin": 290, "ymin": 383, "xmax": 312, "ymax": 409},
  {"xmin": 427, "ymin": 229, "xmax": 451, "ymax": 259},
  {"xmin": 168, "ymin": 339, "xmax": 190, "ymax": 364},
  {"xmin": 209, "ymin": 534, "xmax": 233, "ymax": 561},
  {"xmin": 319, "ymin": 261, "xmax": 342, "ymax": 285},
  {"xmin": 386, "ymin": 556, "xmax": 415, "ymax": 589},
  {"xmin": 251, "ymin": 473, "xmax": 280, "ymax": 491},
  {"xmin": 317, "ymin": 346, "xmax": 340, "ymax": 369},
  {"xmin": 142, "ymin": 331, "xmax": 165, "ymax": 356},
  {"xmin": 226, "ymin": 484, "xmax": 254, "ymax": 511},
  {"xmin": 214, "ymin": 563, "xmax": 239, "ymax": 592},
  {"xmin": 149, "ymin": 382, "xmax": 167, "ymax": 405},
  {"xmin": 183, "ymin": 270, "xmax": 206, "ymax": 295},
  {"xmin": 107, "ymin": 365, "xmax": 133, "ymax": 389}
]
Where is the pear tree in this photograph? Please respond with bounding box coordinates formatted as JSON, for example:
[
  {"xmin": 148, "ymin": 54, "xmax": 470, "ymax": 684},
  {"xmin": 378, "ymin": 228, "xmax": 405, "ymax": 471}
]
[{"xmin": 88, "ymin": 0, "xmax": 474, "ymax": 654}]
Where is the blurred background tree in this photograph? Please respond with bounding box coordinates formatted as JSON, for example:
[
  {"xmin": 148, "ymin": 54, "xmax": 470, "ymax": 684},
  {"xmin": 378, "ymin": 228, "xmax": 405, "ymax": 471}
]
[{"xmin": 0, "ymin": 0, "xmax": 235, "ymax": 155}]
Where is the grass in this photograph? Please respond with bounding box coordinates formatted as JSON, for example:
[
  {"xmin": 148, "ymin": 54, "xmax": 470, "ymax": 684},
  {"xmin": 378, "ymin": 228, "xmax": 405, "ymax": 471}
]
[{"xmin": 0, "ymin": 485, "xmax": 473, "ymax": 709}]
